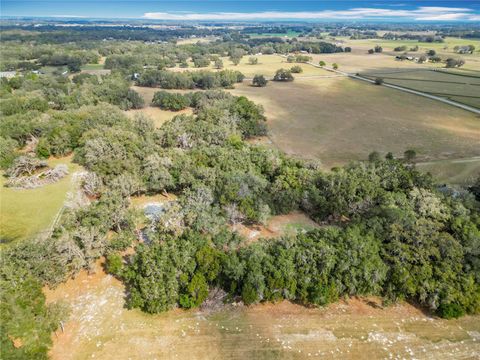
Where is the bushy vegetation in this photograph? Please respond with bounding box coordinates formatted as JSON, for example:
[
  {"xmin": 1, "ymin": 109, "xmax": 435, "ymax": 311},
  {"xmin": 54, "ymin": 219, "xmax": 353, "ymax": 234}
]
[
  {"xmin": 136, "ymin": 69, "xmax": 244, "ymax": 89},
  {"xmin": 273, "ymin": 68, "xmax": 294, "ymax": 82},
  {"xmin": 152, "ymin": 91, "xmax": 190, "ymax": 111},
  {"xmin": 252, "ymin": 74, "xmax": 268, "ymax": 87}
]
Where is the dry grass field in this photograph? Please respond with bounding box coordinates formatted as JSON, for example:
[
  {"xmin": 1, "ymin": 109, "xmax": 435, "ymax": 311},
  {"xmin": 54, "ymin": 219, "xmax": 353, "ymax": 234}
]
[
  {"xmin": 359, "ymin": 68, "xmax": 480, "ymax": 108},
  {"xmin": 46, "ymin": 260, "xmax": 480, "ymax": 360},
  {"xmin": 417, "ymin": 157, "xmax": 480, "ymax": 186},
  {"xmin": 173, "ymin": 54, "xmax": 332, "ymax": 78},
  {"xmin": 229, "ymin": 77, "xmax": 480, "ymax": 168}
]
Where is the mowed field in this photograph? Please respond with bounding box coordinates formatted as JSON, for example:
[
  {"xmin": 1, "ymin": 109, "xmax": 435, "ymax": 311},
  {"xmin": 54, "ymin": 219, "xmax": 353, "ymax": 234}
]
[
  {"xmin": 173, "ymin": 54, "xmax": 332, "ymax": 78},
  {"xmin": 359, "ymin": 68, "xmax": 480, "ymax": 109},
  {"xmin": 0, "ymin": 156, "xmax": 81, "ymax": 243},
  {"xmin": 46, "ymin": 260, "xmax": 480, "ymax": 360},
  {"xmin": 229, "ymin": 77, "xmax": 480, "ymax": 167},
  {"xmin": 416, "ymin": 157, "xmax": 480, "ymax": 186}
]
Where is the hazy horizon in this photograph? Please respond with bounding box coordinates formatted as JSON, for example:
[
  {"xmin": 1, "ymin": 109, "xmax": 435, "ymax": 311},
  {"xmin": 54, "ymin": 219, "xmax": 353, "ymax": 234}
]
[{"xmin": 2, "ymin": 1, "xmax": 480, "ymax": 22}]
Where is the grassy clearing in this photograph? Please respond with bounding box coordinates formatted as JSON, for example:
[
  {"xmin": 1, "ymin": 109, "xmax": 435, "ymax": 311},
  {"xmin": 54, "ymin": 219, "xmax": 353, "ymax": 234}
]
[
  {"xmin": 417, "ymin": 157, "xmax": 480, "ymax": 186},
  {"xmin": 80, "ymin": 63, "xmax": 104, "ymax": 71},
  {"xmin": 46, "ymin": 260, "xmax": 480, "ymax": 360},
  {"xmin": 229, "ymin": 77, "xmax": 480, "ymax": 168},
  {"xmin": 173, "ymin": 54, "xmax": 332, "ymax": 78},
  {"xmin": 235, "ymin": 211, "xmax": 320, "ymax": 244},
  {"xmin": 0, "ymin": 156, "xmax": 81, "ymax": 244},
  {"xmin": 125, "ymin": 106, "xmax": 193, "ymax": 128}
]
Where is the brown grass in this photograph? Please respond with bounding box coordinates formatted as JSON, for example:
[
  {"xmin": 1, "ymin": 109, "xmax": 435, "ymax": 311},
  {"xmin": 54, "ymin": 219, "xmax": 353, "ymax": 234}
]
[
  {"xmin": 125, "ymin": 106, "xmax": 193, "ymax": 128},
  {"xmin": 229, "ymin": 77, "xmax": 480, "ymax": 168}
]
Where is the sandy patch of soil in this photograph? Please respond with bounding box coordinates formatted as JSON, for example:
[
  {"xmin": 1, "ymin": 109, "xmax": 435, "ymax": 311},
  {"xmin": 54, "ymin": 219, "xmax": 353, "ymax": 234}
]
[{"xmin": 234, "ymin": 211, "xmax": 321, "ymax": 243}]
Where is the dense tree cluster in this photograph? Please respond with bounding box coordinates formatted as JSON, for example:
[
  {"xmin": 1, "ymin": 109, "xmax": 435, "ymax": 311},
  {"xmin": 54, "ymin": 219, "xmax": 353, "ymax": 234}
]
[
  {"xmin": 136, "ymin": 69, "xmax": 244, "ymax": 89},
  {"xmin": 122, "ymin": 157, "xmax": 480, "ymax": 317},
  {"xmin": 273, "ymin": 68, "xmax": 294, "ymax": 81}
]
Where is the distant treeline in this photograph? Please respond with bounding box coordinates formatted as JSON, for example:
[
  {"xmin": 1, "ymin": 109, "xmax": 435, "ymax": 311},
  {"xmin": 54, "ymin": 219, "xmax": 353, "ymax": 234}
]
[{"xmin": 0, "ymin": 25, "xmax": 226, "ymax": 43}]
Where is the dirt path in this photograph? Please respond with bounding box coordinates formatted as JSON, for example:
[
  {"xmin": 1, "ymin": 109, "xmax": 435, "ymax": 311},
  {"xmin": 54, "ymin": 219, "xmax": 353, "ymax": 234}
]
[
  {"xmin": 416, "ymin": 156, "xmax": 480, "ymax": 166},
  {"xmin": 46, "ymin": 260, "xmax": 480, "ymax": 360}
]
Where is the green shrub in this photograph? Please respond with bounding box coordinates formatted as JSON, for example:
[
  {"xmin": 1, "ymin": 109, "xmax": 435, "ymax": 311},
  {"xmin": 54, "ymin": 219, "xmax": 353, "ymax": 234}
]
[
  {"xmin": 437, "ymin": 303, "xmax": 465, "ymax": 319},
  {"xmin": 106, "ymin": 253, "xmax": 123, "ymax": 277}
]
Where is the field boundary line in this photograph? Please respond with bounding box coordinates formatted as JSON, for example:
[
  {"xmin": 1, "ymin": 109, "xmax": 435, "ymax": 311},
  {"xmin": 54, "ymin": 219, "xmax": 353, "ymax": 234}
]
[{"xmin": 416, "ymin": 156, "xmax": 480, "ymax": 166}]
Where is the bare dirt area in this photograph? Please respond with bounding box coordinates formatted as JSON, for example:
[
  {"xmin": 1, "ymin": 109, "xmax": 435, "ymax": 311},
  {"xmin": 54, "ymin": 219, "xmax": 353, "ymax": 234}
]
[
  {"xmin": 125, "ymin": 106, "xmax": 192, "ymax": 128},
  {"xmin": 234, "ymin": 211, "xmax": 320, "ymax": 243},
  {"xmin": 46, "ymin": 260, "xmax": 480, "ymax": 360},
  {"xmin": 229, "ymin": 77, "xmax": 480, "ymax": 168}
]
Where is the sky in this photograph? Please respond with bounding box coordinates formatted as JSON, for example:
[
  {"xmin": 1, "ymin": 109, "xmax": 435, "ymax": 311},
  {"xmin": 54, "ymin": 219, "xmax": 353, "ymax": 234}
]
[{"xmin": 2, "ymin": 1, "xmax": 480, "ymax": 21}]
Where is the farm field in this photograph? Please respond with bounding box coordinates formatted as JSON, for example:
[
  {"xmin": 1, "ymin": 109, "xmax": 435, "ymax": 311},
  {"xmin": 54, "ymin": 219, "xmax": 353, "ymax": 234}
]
[
  {"xmin": 0, "ymin": 156, "xmax": 81, "ymax": 244},
  {"xmin": 46, "ymin": 260, "xmax": 480, "ymax": 360},
  {"xmin": 229, "ymin": 77, "xmax": 480, "ymax": 167},
  {"xmin": 327, "ymin": 36, "xmax": 480, "ymax": 71},
  {"xmin": 174, "ymin": 54, "xmax": 332, "ymax": 78},
  {"xmin": 417, "ymin": 157, "xmax": 480, "ymax": 186},
  {"xmin": 359, "ymin": 68, "xmax": 480, "ymax": 108}
]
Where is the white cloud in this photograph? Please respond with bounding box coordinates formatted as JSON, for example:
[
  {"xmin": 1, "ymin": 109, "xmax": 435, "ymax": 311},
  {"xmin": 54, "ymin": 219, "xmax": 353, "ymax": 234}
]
[
  {"xmin": 143, "ymin": 6, "xmax": 479, "ymax": 21},
  {"xmin": 50, "ymin": 15, "xmax": 87, "ymax": 18}
]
